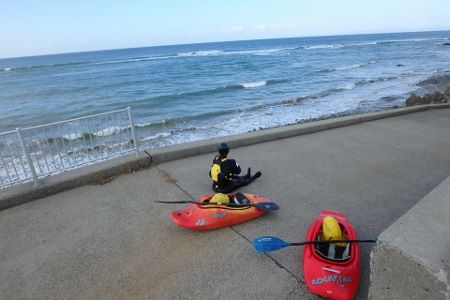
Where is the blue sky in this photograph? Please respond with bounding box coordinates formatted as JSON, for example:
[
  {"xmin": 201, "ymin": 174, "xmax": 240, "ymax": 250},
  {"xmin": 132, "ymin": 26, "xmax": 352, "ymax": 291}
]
[{"xmin": 1, "ymin": 0, "xmax": 450, "ymax": 58}]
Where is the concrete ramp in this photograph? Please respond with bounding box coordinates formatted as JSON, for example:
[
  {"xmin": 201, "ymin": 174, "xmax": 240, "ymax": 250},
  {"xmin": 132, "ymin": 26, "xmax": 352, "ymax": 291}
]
[
  {"xmin": 369, "ymin": 176, "xmax": 450, "ymax": 299},
  {"xmin": 1, "ymin": 106, "xmax": 450, "ymax": 299}
]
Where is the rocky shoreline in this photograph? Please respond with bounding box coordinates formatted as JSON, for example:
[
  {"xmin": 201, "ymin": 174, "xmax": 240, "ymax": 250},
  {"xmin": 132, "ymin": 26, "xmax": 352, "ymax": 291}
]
[
  {"xmin": 406, "ymin": 73, "xmax": 450, "ymax": 106},
  {"xmin": 250, "ymin": 74, "xmax": 450, "ymax": 132}
]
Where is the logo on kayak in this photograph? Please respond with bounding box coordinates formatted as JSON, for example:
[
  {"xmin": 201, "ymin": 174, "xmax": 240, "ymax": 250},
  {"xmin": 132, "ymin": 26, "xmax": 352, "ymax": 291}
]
[
  {"xmin": 212, "ymin": 213, "xmax": 226, "ymax": 219},
  {"xmin": 311, "ymin": 275, "xmax": 352, "ymax": 285},
  {"xmin": 195, "ymin": 218, "xmax": 206, "ymax": 226}
]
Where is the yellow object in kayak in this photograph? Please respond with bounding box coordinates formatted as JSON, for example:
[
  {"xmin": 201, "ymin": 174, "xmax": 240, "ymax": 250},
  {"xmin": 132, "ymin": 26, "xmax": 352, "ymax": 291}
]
[
  {"xmin": 211, "ymin": 193, "xmax": 229, "ymax": 205},
  {"xmin": 321, "ymin": 216, "xmax": 346, "ymax": 247}
]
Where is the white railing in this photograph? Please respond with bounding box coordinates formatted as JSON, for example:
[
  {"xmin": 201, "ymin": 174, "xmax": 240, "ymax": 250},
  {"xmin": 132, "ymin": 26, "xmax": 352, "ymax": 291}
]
[{"xmin": 0, "ymin": 107, "xmax": 139, "ymax": 189}]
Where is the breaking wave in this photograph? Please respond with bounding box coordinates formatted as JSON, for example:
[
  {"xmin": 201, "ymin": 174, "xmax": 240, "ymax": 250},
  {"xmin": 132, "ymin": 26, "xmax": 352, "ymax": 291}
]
[
  {"xmin": 296, "ymin": 37, "xmax": 446, "ymax": 51},
  {"xmin": 131, "ymin": 75, "xmax": 399, "ymax": 134},
  {"xmin": 177, "ymin": 50, "xmax": 224, "ymax": 57},
  {"xmin": 303, "ymin": 44, "xmax": 345, "ymax": 50},
  {"xmin": 241, "ymin": 80, "xmax": 267, "ymax": 88},
  {"xmin": 315, "ymin": 60, "xmax": 377, "ymax": 73},
  {"xmin": 131, "ymin": 79, "xmax": 283, "ymax": 106}
]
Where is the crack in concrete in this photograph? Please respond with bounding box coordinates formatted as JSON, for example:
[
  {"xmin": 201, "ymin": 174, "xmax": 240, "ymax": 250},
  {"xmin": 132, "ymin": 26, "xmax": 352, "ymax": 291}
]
[
  {"xmin": 155, "ymin": 166, "xmax": 196, "ymax": 201},
  {"xmin": 159, "ymin": 165, "xmax": 305, "ymax": 294},
  {"xmin": 230, "ymin": 226, "xmax": 300, "ymax": 281}
]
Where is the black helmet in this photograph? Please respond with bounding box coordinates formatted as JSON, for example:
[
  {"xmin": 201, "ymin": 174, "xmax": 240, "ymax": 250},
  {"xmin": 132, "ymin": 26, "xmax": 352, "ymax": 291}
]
[{"xmin": 217, "ymin": 142, "xmax": 229, "ymax": 156}]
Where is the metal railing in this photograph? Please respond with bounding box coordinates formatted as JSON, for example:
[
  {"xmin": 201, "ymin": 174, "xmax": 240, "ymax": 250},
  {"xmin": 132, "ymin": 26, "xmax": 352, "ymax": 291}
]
[{"xmin": 0, "ymin": 107, "xmax": 139, "ymax": 189}]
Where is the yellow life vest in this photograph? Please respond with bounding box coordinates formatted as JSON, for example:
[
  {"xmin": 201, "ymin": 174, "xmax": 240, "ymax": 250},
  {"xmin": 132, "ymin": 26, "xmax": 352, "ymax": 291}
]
[
  {"xmin": 321, "ymin": 216, "xmax": 347, "ymax": 247},
  {"xmin": 210, "ymin": 157, "xmax": 227, "ymax": 182}
]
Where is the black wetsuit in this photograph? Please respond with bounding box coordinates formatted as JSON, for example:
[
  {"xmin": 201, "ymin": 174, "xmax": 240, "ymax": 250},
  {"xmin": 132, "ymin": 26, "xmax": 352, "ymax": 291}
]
[{"xmin": 209, "ymin": 155, "xmax": 261, "ymax": 193}]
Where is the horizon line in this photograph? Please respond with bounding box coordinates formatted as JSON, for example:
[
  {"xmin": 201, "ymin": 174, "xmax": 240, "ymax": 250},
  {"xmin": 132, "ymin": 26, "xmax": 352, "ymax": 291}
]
[{"xmin": 1, "ymin": 28, "xmax": 449, "ymax": 60}]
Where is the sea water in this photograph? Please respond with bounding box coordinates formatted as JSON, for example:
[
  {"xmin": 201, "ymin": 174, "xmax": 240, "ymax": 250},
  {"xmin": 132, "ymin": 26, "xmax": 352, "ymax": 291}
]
[{"xmin": 1, "ymin": 31, "xmax": 449, "ymax": 148}]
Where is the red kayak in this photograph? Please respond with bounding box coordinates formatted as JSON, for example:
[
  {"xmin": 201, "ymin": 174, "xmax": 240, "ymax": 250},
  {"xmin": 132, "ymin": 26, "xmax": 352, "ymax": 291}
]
[
  {"xmin": 303, "ymin": 210, "xmax": 360, "ymax": 300},
  {"xmin": 170, "ymin": 193, "xmax": 271, "ymax": 230}
]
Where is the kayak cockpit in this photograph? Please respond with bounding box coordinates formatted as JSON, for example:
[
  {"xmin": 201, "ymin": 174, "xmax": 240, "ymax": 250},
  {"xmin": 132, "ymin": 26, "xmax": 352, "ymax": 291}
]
[
  {"xmin": 199, "ymin": 192, "xmax": 251, "ymax": 209},
  {"xmin": 314, "ymin": 224, "xmax": 352, "ymax": 261},
  {"xmin": 315, "ymin": 239, "xmax": 351, "ymax": 261}
]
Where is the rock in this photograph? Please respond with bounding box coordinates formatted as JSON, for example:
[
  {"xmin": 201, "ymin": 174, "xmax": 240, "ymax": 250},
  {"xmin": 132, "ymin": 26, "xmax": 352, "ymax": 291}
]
[
  {"xmin": 445, "ymin": 85, "xmax": 450, "ymax": 96},
  {"xmin": 418, "ymin": 74, "xmax": 450, "ymax": 90},
  {"xmin": 405, "ymin": 87, "xmax": 450, "ymax": 106}
]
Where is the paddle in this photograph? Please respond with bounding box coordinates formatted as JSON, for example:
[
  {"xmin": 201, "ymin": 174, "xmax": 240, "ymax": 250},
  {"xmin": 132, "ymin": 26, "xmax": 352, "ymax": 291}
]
[
  {"xmin": 155, "ymin": 200, "xmax": 279, "ymax": 212},
  {"xmin": 253, "ymin": 236, "xmax": 377, "ymax": 252}
]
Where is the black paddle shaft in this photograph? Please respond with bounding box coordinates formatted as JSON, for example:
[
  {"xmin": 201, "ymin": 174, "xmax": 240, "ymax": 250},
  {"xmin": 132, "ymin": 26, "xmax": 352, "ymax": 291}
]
[
  {"xmin": 291, "ymin": 239, "xmax": 377, "ymax": 246},
  {"xmin": 155, "ymin": 200, "xmax": 279, "ymax": 211},
  {"xmin": 156, "ymin": 200, "xmax": 258, "ymax": 207}
]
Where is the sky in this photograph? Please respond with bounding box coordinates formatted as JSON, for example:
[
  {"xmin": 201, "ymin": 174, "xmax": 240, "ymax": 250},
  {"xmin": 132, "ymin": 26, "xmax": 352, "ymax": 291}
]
[{"xmin": 1, "ymin": 0, "xmax": 450, "ymax": 59}]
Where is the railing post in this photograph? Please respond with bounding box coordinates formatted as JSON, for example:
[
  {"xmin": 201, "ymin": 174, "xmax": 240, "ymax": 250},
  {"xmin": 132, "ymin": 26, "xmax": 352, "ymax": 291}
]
[
  {"xmin": 127, "ymin": 107, "xmax": 139, "ymax": 157},
  {"xmin": 16, "ymin": 128, "xmax": 39, "ymax": 185}
]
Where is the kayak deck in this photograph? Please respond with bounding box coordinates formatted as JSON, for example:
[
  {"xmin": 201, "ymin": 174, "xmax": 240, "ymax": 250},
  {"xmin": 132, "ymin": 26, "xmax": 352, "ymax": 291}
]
[{"xmin": 170, "ymin": 193, "xmax": 271, "ymax": 230}]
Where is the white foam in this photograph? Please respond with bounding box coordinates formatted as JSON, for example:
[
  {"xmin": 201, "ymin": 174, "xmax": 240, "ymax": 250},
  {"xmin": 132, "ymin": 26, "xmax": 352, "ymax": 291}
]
[
  {"xmin": 335, "ymin": 63, "xmax": 363, "ymax": 70},
  {"xmin": 234, "ymin": 48, "xmax": 284, "ymax": 56},
  {"xmin": 135, "ymin": 120, "xmax": 166, "ymax": 128},
  {"xmin": 241, "ymin": 80, "xmax": 267, "ymax": 88},
  {"xmin": 348, "ymin": 41, "xmax": 378, "ymax": 46},
  {"xmin": 178, "ymin": 48, "xmax": 286, "ymax": 58},
  {"xmin": 3, "ymin": 68, "xmax": 11, "ymax": 71},
  {"xmin": 302, "ymin": 37, "xmax": 443, "ymax": 50},
  {"xmin": 375, "ymin": 37, "xmax": 445, "ymax": 44},
  {"xmin": 93, "ymin": 126, "xmax": 125, "ymax": 137},
  {"xmin": 62, "ymin": 133, "xmax": 82, "ymax": 140},
  {"xmin": 60, "ymin": 126, "xmax": 125, "ymax": 140},
  {"xmin": 177, "ymin": 50, "xmax": 223, "ymax": 57},
  {"xmin": 141, "ymin": 132, "xmax": 172, "ymax": 141},
  {"xmin": 342, "ymin": 83, "xmax": 356, "ymax": 90},
  {"xmin": 304, "ymin": 44, "xmax": 344, "ymax": 50},
  {"xmin": 91, "ymin": 48, "xmax": 287, "ymax": 67}
]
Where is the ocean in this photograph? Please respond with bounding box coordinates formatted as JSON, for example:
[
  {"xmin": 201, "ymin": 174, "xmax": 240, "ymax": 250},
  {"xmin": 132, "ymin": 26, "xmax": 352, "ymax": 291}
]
[{"xmin": 1, "ymin": 31, "xmax": 449, "ymax": 149}]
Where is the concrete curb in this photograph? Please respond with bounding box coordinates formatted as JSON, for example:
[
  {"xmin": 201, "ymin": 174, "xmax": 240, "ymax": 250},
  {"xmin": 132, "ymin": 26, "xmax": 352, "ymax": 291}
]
[
  {"xmin": 369, "ymin": 175, "xmax": 450, "ymax": 299},
  {"xmin": 1, "ymin": 103, "xmax": 449, "ymax": 211}
]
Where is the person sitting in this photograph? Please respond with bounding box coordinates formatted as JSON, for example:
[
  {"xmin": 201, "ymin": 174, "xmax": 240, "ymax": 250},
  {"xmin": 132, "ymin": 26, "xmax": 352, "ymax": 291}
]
[
  {"xmin": 209, "ymin": 142, "xmax": 261, "ymax": 193},
  {"xmin": 316, "ymin": 216, "xmax": 350, "ymax": 260}
]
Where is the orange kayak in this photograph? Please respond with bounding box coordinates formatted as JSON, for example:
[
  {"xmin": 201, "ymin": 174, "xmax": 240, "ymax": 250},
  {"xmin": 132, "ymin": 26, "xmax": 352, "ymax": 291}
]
[{"xmin": 170, "ymin": 193, "xmax": 272, "ymax": 230}]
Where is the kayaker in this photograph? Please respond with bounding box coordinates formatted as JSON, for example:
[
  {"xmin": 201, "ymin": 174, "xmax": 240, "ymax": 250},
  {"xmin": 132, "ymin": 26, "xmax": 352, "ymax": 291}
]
[{"xmin": 209, "ymin": 142, "xmax": 261, "ymax": 193}]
